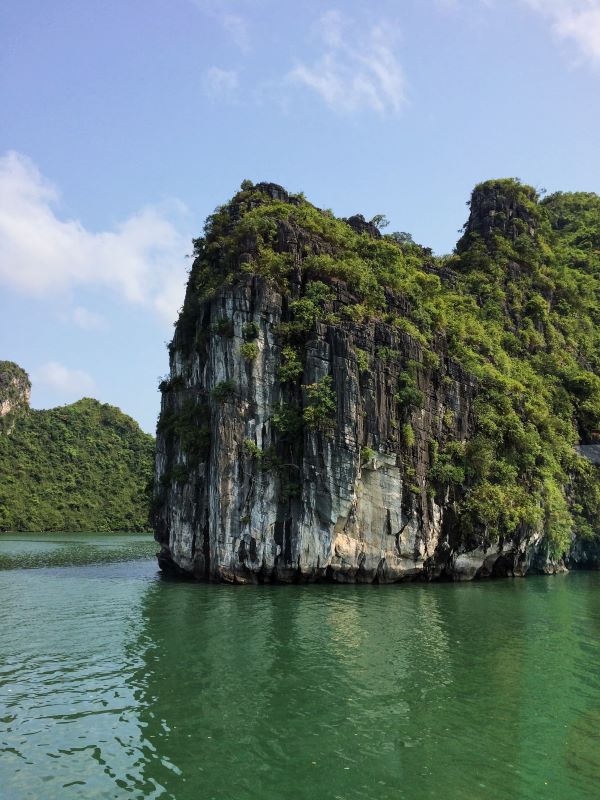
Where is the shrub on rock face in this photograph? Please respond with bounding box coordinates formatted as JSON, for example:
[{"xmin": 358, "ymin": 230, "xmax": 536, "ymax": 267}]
[
  {"xmin": 210, "ymin": 380, "xmax": 236, "ymax": 402},
  {"xmin": 279, "ymin": 346, "xmax": 303, "ymax": 383},
  {"xmin": 241, "ymin": 342, "xmax": 259, "ymax": 361},
  {"xmin": 360, "ymin": 446, "xmax": 375, "ymax": 465},
  {"xmin": 214, "ymin": 318, "xmax": 234, "ymax": 337},
  {"xmin": 354, "ymin": 348, "xmax": 370, "ymax": 374},
  {"xmin": 242, "ymin": 321, "xmax": 259, "ymax": 340},
  {"xmin": 243, "ymin": 439, "xmax": 262, "ymax": 459},
  {"xmin": 402, "ymin": 423, "xmax": 415, "ymax": 447},
  {"xmin": 303, "ymin": 376, "xmax": 336, "ymax": 432}
]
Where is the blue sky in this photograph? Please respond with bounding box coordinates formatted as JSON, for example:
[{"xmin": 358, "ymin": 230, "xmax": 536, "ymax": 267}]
[{"xmin": 1, "ymin": 0, "xmax": 599, "ymax": 433}]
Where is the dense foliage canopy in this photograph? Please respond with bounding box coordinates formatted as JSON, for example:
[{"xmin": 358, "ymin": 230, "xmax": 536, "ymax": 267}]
[{"xmin": 0, "ymin": 396, "xmax": 154, "ymax": 532}]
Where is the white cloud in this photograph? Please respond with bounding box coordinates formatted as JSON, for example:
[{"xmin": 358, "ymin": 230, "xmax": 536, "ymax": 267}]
[
  {"xmin": 33, "ymin": 361, "xmax": 95, "ymax": 396},
  {"xmin": 222, "ymin": 13, "xmax": 250, "ymax": 52},
  {"xmin": 202, "ymin": 66, "xmax": 239, "ymax": 98},
  {"xmin": 0, "ymin": 151, "xmax": 188, "ymax": 326},
  {"xmin": 522, "ymin": 1, "xmax": 600, "ymax": 64},
  {"xmin": 71, "ymin": 306, "xmax": 108, "ymax": 331},
  {"xmin": 190, "ymin": 1, "xmax": 251, "ymax": 51},
  {"xmin": 288, "ymin": 10, "xmax": 407, "ymax": 114}
]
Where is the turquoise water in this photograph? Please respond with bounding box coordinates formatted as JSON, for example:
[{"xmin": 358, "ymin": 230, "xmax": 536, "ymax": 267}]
[{"xmin": 1, "ymin": 534, "xmax": 599, "ymax": 799}]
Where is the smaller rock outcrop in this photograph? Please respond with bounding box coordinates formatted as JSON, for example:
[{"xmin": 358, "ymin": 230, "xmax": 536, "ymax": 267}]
[
  {"xmin": 0, "ymin": 361, "xmax": 31, "ymax": 431},
  {"xmin": 343, "ymin": 214, "xmax": 382, "ymax": 239},
  {"xmin": 457, "ymin": 179, "xmax": 539, "ymax": 250}
]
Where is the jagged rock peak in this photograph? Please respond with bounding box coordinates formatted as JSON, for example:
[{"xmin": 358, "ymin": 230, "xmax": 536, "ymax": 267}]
[
  {"xmin": 342, "ymin": 214, "xmax": 382, "ymax": 239},
  {"xmin": 252, "ymin": 182, "xmax": 290, "ymax": 203},
  {"xmin": 457, "ymin": 178, "xmax": 540, "ymax": 252},
  {"xmin": 234, "ymin": 181, "xmax": 302, "ymax": 208}
]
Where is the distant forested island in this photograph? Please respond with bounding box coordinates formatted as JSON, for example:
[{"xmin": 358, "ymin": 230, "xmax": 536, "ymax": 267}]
[{"xmin": 0, "ymin": 362, "xmax": 153, "ymax": 532}]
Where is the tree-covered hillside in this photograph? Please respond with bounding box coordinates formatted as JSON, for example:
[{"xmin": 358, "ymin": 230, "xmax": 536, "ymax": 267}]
[{"xmin": 0, "ymin": 377, "xmax": 154, "ymax": 532}]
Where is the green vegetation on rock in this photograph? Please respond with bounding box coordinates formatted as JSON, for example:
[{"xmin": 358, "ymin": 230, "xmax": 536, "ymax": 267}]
[
  {"xmin": 303, "ymin": 375, "xmax": 336, "ymax": 432},
  {"xmin": 166, "ymin": 178, "xmax": 600, "ymax": 560},
  {"xmin": 240, "ymin": 341, "xmax": 259, "ymax": 361}
]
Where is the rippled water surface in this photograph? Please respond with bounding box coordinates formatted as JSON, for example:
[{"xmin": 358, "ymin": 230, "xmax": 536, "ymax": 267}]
[{"xmin": 1, "ymin": 535, "xmax": 600, "ymax": 799}]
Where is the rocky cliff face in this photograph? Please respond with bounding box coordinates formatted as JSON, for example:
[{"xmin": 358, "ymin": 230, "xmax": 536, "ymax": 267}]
[
  {"xmin": 0, "ymin": 361, "xmax": 31, "ymax": 432},
  {"xmin": 153, "ymin": 181, "xmax": 600, "ymax": 582}
]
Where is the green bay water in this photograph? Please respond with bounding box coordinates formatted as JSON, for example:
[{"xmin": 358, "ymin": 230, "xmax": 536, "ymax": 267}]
[{"xmin": 1, "ymin": 535, "xmax": 599, "ymax": 800}]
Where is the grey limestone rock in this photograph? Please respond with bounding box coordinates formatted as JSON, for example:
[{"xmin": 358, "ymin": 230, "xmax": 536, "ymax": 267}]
[{"xmin": 151, "ymin": 185, "xmax": 598, "ymax": 584}]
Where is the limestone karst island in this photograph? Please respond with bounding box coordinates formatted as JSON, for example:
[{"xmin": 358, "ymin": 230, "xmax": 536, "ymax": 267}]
[
  {"xmin": 152, "ymin": 179, "xmax": 600, "ymax": 583},
  {"xmin": 5, "ymin": 1, "xmax": 600, "ymax": 795},
  {"xmin": 5, "ymin": 2, "xmax": 600, "ymax": 795},
  {"xmin": 2, "ymin": 177, "xmax": 600, "ymax": 800}
]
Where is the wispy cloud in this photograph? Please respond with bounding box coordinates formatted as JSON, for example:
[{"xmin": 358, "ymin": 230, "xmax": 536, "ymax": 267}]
[
  {"xmin": 0, "ymin": 151, "xmax": 188, "ymax": 326},
  {"xmin": 434, "ymin": 1, "xmax": 600, "ymax": 65},
  {"xmin": 202, "ymin": 66, "xmax": 239, "ymax": 99},
  {"xmin": 190, "ymin": 1, "xmax": 251, "ymax": 51},
  {"xmin": 222, "ymin": 13, "xmax": 251, "ymax": 52},
  {"xmin": 71, "ymin": 306, "xmax": 108, "ymax": 331},
  {"xmin": 522, "ymin": 1, "xmax": 600, "ymax": 65},
  {"xmin": 33, "ymin": 361, "xmax": 95, "ymax": 396},
  {"xmin": 288, "ymin": 10, "xmax": 407, "ymax": 114}
]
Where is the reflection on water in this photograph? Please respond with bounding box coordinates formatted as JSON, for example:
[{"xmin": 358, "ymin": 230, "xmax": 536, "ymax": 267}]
[
  {"xmin": 0, "ymin": 533, "xmax": 157, "ymax": 570},
  {"xmin": 1, "ymin": 535, "xmax": 599, "ymax": 799}
]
